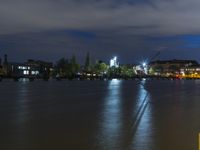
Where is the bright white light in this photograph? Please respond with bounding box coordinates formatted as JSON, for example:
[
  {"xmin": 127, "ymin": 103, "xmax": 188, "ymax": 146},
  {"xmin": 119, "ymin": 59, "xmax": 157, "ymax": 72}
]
[
  {"xmin": 31, "ymin": 71, "xmax": 39, "ymax": 75},
  {"xmin": 110, "ymin": 59, "xmax": 114, "ymax": 67},
  {"xmin": 112, "ymin": 78, "xmax": 119, "ymax": 83},
  {"xmin": 110, "ymin": 56, "xmax": 118, "ymax": 67},
  {"xmin": 142, "ymin": 62, "xmax": 146, "ymax": 67},
  {"xmin": 141, "ymin": 61, "xmax": 148, "ymax": 74},
  {"xmin": 23, "ymin": 70, "xmax": 29, "ymax": 75}
]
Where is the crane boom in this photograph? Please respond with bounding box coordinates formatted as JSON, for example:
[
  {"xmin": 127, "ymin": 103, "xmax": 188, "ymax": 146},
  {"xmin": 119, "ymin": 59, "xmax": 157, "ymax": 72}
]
[{"xmin": 149, "ymin": 51, "xmax": 160, "ymax": 62}]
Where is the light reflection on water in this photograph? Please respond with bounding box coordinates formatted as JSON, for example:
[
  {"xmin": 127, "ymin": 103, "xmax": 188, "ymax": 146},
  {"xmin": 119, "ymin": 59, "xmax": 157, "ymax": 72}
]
[
  {"xmin": 131, "ymin": 79, "xmax": 154, "ymax": 150},
  {"xmin": 15, "ymin": 83, "xmax": 30, "ymax": 149},
  {"xmin": 98, "ymin": 79, "xmax": 153, "ymax": 150},
  {"xmin": 1, "ymin": 80, "xmax": 200, "ymax": 150},
  {"xmin": 98, "ymin": 79, "xmax": 123, "ymax": 149},
  {"xmin": 15, "ymin": 82, "xmax": 30, "ymax": 124}
]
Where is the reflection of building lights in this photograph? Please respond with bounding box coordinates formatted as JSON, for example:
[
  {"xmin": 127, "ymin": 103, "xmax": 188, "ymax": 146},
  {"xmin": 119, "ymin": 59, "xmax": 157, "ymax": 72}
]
[
  {"xmin": 112, "ymin": 78, "xmax": 120, "ymax": 82},
  {"xmin": 99, "ymin": 77, "xmax": 122, "ymax": 147}
]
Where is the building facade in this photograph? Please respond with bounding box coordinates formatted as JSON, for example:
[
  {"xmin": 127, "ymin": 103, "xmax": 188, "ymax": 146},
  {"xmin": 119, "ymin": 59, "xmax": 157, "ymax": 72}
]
[
  {"xmin": 5, "ymin": 59, "xmax": 53, "ymax": 78},
  {"xmin": 148, "ymin": 59, "xmax": 198, "ymax": 76}
]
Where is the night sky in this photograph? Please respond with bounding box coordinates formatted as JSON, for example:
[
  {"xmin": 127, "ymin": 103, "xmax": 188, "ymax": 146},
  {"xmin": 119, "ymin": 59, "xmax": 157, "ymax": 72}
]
[{"xmin": 1, "ymin": 0, "xmax": 200, "ymax": 64}]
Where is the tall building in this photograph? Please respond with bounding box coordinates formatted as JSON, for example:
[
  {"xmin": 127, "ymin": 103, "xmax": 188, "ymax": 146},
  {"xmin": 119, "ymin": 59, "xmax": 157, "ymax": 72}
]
[{"xmin": 110, "ymin": 56, "xmax": 119, "ymax": 68}]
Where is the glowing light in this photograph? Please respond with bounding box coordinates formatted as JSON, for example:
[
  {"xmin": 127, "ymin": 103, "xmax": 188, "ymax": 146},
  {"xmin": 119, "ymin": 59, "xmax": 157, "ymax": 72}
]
[
  {"xmin": 23, "ymin": 70, "xmax": 29, "ymax": 75},
  {"xmin": 31, "ymin": 71, "xmax": 39, "ymax": 75},
  {"xmin": 110, "ymin": 56, "xmax": 119, "ymax": 68},
  {"xmin": 142, "ymin": 62, "xmax": 146, "ymax": 67},
  {"xmin": 141, "ymin": 61, "xmax": 148, "ymax": 74}
]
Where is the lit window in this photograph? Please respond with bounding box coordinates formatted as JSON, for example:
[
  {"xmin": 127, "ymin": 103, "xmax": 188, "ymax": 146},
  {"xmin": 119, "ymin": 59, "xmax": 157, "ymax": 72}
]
[
  {"xmin": 23, "ymin": 70, "xmax": 29, "ymax": 75},
  {"xmin": 31, "ymin": 71, "xmax": 39, "ymax": 75},
  {"xmin": 18, "ymin": 66, "xmax": 24, "ymax": 69}
]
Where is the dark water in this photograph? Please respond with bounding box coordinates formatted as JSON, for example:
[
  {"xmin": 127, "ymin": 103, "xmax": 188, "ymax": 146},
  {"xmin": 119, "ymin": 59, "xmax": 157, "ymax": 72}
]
[{"xmin": 0, "ymin": 79, "xmax": 200, "ymax": 150}]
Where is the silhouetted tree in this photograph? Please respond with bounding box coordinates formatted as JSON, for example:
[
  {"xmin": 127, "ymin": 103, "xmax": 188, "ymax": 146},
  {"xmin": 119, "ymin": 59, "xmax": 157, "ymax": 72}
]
[
  {"xmin": 84, "ymin": 52, "xmax": 91, "ymax": 71},
  {"xmin": 68, "ymin": 55, "xmax": 80, "ymax": 78},
  {"xmin": 56, "ymin": 58, "xmax": 69, "ymax": 77},
  {"xmin": 94, "ymin": 61, "xmax": 108, "ymax": 74}
]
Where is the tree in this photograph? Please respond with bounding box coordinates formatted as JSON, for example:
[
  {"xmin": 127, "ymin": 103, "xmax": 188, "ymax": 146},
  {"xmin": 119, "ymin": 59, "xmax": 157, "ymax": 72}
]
[
  {"xmin": 94, "ymin": 61, "xmax": 108, "ymax": 74},
  {"xmin": 84, "ymin": 52, "xmax": 91, "ymax": 71},
  {"xmin": 56, "ymin": 58, "xmax": 69, "ymax": 77},
  {"xmin": 150, "ymin": 65, "xmax": 164, "ymax": 75},
  {"xmin": 120, "ymin": 65, "xmax": 135, "ymax": 78},
  {"xmin": 107, "ymin": 66, "xmax": 121, "ymax": 78},
  {"xmin": 56, "ymin": 58, "xmax": 67, "ymax": 69},
  {"xmin": 69, "ymin": 55, "xmax": 80, "ymax": 76}
]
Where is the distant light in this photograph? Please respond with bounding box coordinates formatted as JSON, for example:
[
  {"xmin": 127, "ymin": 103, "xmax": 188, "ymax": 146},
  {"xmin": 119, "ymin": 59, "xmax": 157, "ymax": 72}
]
[
  {"xmin": 110, "ymin": 59, "xmax": 114, "ymax": 67},
  {"xmin": 142, "ymin": 62, "xmax": 146, "ymax": 67},
  {"xmin": 23, "ymin": 70, "xmax": 29, "ymax": 75},
  {"xmin": 110, "ymin": 56, "xmax": 118, "ymax": 67}
]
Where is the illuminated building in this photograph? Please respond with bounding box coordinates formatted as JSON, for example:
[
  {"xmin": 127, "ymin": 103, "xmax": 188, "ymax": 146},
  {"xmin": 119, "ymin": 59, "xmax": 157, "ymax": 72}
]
[
  {"xmin": 180, "ymin": 65, "xmax": 200, "ymax": 78},
  {"xmin": 110, "ymin": 56, "xmax": 119, "ymax": 68},
  {"xmin": 5, "ymin": 58, "xmax": 53, "ymax": 78},
  {"xmin": 148, "ymin": 59, "xmax": 198, "ymax": 76}
]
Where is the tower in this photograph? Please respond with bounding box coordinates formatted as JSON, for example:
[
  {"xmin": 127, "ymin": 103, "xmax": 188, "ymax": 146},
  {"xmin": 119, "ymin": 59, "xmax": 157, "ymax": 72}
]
[{"xmin": 110, "ymin": 56, "xmax": 119, "ymax": 68}]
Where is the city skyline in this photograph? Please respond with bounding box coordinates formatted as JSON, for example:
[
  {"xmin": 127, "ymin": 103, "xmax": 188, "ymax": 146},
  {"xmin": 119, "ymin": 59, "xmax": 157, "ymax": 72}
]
[{"xmin": 1, "ymin": 0, "xmax": 200, "ymax": 63}]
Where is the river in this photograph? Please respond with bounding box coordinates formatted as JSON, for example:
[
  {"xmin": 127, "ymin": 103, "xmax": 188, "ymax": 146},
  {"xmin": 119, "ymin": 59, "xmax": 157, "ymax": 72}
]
[{"xmin": 0, "ymin": 79, "xmax": 200, "ymax": 150}]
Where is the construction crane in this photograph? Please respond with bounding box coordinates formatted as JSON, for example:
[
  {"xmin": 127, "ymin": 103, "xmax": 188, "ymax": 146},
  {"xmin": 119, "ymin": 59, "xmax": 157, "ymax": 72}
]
[{"xmin": 149, "ymin": 51, "xmax": 161, "ymax": 63}]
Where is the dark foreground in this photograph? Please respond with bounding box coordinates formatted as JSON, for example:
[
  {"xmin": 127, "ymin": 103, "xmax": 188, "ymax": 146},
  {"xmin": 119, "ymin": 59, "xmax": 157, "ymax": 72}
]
[{"xmin": 0, "ymin": 79, "xmax": 200, "ymax": 150}]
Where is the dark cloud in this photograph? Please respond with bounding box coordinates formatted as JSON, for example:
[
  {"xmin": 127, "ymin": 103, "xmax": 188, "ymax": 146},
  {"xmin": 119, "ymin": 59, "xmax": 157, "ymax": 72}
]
[
  {"xmin": 1, "ymin": 0, "xmax": 200, "ymax": 63},
  {"xmin": 1, "ymin": 0, "xmax": 200, "ymax": 35}
]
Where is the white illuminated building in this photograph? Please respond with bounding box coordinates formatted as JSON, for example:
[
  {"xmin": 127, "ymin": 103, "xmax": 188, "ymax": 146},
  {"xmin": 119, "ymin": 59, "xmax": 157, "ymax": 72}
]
[
  {"xmin": 110, "ymin": 56, "xmax": 119, "ymax": 68},
  {"xmin": 142, "ymin": 62, "xmax": 148, "ymax": 75},
  {"xmin": 133, "ymin": 61, "xmax": 148, "ymax": 75}
]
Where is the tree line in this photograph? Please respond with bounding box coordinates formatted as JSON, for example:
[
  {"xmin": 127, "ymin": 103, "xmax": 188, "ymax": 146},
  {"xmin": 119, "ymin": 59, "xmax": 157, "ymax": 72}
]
[{"xmin": 54, "ymin": 52, "xmax": 136, "ymax": 79}]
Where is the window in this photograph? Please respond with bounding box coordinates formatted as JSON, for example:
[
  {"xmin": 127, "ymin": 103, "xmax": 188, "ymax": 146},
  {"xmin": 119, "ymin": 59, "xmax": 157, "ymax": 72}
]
[
  {"xmin": 18, "ymin": 66, "xmax": 28, "ymax": 70},
  {"xmin": 23, "ymin": 70, "xmax": 29, "ymax": 75},
  {"xmin": 31, "ymin": 71, "xmax": 39, "ymax": 75}
]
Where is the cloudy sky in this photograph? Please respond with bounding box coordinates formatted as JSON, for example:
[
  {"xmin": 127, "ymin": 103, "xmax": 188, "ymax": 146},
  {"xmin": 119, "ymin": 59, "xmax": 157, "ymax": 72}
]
[{"xmin": 0, "ymin": 0, "xmax": 200, "ymax": 64}]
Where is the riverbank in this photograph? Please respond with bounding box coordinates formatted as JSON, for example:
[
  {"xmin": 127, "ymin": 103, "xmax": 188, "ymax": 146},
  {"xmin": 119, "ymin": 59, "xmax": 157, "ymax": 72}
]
[{"xmin": 1, "ymin": 75, "xmax": 200, "ymax": 82}]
